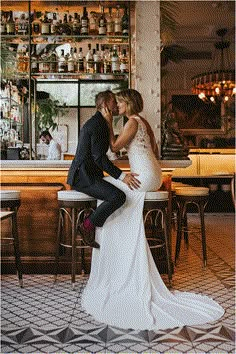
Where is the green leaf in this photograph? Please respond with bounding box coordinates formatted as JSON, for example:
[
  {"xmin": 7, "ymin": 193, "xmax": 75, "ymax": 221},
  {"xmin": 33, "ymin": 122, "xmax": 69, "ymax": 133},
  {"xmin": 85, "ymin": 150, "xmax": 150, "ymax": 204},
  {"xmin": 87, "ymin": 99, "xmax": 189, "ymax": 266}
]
[{"xmin": 35, "ymin": 97, "xmax": 68, "ymax": 135}]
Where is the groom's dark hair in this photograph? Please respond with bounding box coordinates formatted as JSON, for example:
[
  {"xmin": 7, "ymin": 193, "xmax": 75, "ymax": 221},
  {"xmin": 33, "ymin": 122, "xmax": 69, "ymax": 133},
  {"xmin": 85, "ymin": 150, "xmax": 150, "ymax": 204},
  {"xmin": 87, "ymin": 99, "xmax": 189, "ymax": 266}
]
[{"xmin": 95, "ymin": 90, "xmax": 115, "ymax": 110}]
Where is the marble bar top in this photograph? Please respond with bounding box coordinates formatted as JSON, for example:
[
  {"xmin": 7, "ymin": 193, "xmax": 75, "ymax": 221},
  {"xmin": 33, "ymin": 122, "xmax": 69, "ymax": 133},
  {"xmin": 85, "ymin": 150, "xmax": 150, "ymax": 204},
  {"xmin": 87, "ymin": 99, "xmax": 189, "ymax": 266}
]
[{"xmin": 0, "ymin": 159, "xmax": 192, "ymax": 171}]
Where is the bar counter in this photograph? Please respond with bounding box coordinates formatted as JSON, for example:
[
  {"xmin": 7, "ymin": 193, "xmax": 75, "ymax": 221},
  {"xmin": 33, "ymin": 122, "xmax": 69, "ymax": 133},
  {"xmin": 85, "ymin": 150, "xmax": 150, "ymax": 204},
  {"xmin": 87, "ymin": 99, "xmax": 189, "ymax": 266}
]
[
  {"xmin": 1, "ymin": 159, "xmax": 191, "ymax": 274},
  {"xmin": 0, "ymin": 159, "xmax": 192, "ymax": 171}
]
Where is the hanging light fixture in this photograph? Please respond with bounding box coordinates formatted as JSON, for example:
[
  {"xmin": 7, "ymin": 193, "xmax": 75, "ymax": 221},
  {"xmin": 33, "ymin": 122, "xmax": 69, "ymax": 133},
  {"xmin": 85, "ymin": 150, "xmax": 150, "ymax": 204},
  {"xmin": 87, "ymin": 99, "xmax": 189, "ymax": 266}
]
[{"xmin": 191, "ymin": 28, "xmax": 235, "ymax": 103}]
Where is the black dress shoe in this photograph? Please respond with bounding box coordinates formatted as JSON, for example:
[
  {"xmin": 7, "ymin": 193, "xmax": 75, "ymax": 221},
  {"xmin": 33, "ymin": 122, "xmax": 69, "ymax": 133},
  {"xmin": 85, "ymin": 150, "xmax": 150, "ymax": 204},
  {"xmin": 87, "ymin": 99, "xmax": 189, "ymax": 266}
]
[{"xmin": 77, "ymin": 224, "xmax": 100, "ymax": 249}]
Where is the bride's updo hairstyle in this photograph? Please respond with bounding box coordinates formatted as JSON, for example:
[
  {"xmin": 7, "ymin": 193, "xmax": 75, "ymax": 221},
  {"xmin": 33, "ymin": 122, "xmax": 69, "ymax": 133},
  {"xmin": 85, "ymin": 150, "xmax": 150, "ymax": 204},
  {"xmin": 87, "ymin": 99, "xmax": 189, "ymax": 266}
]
[{"xmin": 116, "ymin": 89, "xmax": 143, "ymax": 116}]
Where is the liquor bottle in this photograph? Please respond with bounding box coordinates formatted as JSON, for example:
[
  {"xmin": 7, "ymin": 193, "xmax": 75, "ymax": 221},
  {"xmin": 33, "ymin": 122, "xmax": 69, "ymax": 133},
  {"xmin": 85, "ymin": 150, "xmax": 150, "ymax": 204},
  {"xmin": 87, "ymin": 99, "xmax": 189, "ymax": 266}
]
[
  {"xmin": 111, "ymin": 45, "xmax": 120, "ymax": 73},
  {"xmin": 41, "ymin": 13, "xmax": 51, "ymax": 35},
  {"xmin": 38, "ymin": 49, "xmax": 44, "ymax": 73},
  {"xmin": 73, "ymin": 13, "xmax": 80, "ymax": 35},
  {"xmin": 122, "ymin": 6, "xmax": 129, "ymax": 36},
  {"xmin": 58, "ymin": 49, "xmax": 67, "ymax": 73},
  {"xmin": 32, "ymin": 11, "xmax": 41, "ymax": 35},
  {"xmin": 89, "ymin": 11, "xmax": 98, "ymax": 35},
  {"xmin": 73, "ymin": 47, "xmax": 78, "ymax": 72},
  {"xmin": 104, "ymin": 47, "xmax": 112, "ymax": 74},
  {"xmin": 38, "ymin": 48, "xmax": 50, "ymax": 73},
  {"xmin": 23, "ymin": 47, "xmax": 29, "ymax": 72},
  {"xmin": 106, "ymin": 8, "xmax": 114, "ymax": 36},
  {"xmin": 49, "ymin": 48, "xmax": 58, "ymax": 72},
  {"xmin": 4, "ymin": 102, "xmax": 10, "ymax": 119},
  {"xmin": 85, "ymin": 44, "xmax": 94, "ymax": 73},
  {"xmin": 63, "ymin": 13, "xmax": 68, "ymax": 24},
  {"xmin": 16, "ymin": 47, "xmax": 28, "ymax": 72},
  {"xmin": 68, "ymin": 15, "xmax": 73, "ymax": 26},
  {"xmin": 63, "ymin": 13, "xmax": 70, "ymax": 34},
  {"xmin": 50, "ymin": 13, "xmax": 58, "ymax": 35},
  {"xmin": 78, "ymin": 47, "xmax": 84, "ymax": 72},
  {"xmin": 120, "ymin": 48, "xmax": 129, "ymax": 73},
  {"xmin": 67, "ymin": 48, "xmax": 75, "ymax": 73},
  {"xmin": 93, "ymin": 44, "xmax": 101, "ymax": 73},
  {"xmin": 6, "ymin": 11, "xmax": 15, "ymax": 35},
  {"xmin": 17, "ymin": 48, "xmax": 24, "ymax": 72},
  {"xmin": 114, "ymin": 6, "xmax": 122, "ymax": 35},
  {"xmin": 17, "ymin": 13, "xmax": 28, "ymax": 35},
  {"xmin": 68, "ymin": 14, "xmax": 74, "ymax": 34},
  {"xmin": 57, "ymin": 14, "xmax": 72, "ymax": 35},
  {"xmin": 98, "ymin": 6, "xmax": 107, "ymax": 35},
  {"xmin": 31, "ymin": 44, "xmax": 39, "ymax": 73},
  {"xmin": 81, "ymin": 7, "xmax": 89, "ymax": 35},
  {"xmin": 100, "ymin": 45, "xmax": 105, "ymax": 73},
  {"xmin": 0, "ymin": 11, "xmax": 7, "ymax": 35}
]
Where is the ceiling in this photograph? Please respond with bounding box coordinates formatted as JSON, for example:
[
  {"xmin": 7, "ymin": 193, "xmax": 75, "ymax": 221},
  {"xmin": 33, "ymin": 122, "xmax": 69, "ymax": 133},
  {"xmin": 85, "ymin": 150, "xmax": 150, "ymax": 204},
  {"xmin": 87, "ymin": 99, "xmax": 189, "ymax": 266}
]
[{"xmin": 173, "ymin": 0, "xmax": 235, "ymax": 47}]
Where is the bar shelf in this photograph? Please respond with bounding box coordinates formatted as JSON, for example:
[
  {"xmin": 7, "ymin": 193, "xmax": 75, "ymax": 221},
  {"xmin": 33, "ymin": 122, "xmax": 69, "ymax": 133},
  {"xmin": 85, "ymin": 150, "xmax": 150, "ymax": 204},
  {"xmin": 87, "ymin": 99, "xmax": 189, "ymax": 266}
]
[{"xmin": 32, "ymin": 72, "xmax": 128, "ymax": 80}]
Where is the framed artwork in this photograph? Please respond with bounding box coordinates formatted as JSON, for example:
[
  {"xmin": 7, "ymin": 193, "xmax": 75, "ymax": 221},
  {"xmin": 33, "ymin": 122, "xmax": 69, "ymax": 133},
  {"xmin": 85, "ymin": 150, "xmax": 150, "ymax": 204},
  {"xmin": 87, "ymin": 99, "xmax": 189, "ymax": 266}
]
[{"xmin": 171, "ymin": 95, "xmax": 225, "ymax": 134}]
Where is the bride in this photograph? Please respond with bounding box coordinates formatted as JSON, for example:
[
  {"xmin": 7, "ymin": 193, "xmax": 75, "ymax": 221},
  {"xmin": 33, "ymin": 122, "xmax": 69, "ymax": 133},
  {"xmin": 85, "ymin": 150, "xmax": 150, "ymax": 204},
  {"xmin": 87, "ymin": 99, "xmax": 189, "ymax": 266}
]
[{"xmin": 82, "ymin": 89, "xmax": 224, "ymax": 330}]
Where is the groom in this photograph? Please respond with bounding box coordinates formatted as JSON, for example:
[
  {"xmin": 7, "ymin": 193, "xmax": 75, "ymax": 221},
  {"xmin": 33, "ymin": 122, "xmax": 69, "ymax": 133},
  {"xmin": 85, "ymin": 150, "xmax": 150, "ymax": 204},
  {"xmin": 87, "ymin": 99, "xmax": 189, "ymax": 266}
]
[{"xmin": 67, "ymin": 90, "xmax": 140, "ymax": 248}]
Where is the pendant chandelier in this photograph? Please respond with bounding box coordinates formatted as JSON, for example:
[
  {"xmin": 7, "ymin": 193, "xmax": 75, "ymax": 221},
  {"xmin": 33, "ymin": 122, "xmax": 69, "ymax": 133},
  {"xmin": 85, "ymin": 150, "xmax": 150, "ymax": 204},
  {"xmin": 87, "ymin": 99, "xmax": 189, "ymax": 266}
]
[{"xmin": 191, "ymin": 28, "xmax": 235, "ymax": 103}]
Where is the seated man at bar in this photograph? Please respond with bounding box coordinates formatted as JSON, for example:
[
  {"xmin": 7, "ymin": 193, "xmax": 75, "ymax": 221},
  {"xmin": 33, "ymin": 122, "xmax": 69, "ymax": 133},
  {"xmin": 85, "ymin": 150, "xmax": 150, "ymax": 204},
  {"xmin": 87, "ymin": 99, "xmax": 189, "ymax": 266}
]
[{"xmin": 40, "ymin": 130, "xmax": 62, "ymax": 160}]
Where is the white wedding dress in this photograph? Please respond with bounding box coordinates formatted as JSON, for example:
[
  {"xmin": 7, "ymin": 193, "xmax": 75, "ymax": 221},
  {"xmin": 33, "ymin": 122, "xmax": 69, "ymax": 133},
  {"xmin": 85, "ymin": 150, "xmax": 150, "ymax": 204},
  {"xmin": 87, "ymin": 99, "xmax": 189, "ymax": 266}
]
[{"xmin": 82, "ymin": 116, "xmax": 224, "ymax": 330}]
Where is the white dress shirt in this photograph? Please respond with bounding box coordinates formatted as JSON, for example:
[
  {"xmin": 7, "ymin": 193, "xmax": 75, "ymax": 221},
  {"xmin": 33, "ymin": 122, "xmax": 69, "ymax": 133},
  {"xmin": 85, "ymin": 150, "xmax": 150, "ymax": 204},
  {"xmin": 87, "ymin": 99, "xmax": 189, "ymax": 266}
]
[{"xmin": 47, "ymin": 139, "xmax": 62, "ymax": 160}]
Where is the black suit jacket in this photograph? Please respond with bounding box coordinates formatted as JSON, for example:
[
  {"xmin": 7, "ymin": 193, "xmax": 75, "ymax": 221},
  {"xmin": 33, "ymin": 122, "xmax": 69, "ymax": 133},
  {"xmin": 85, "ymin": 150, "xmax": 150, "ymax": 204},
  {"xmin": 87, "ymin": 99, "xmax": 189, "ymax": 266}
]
[{"xmin": 67, "ymin": 111, "xmax": 122, "ymax": 188}]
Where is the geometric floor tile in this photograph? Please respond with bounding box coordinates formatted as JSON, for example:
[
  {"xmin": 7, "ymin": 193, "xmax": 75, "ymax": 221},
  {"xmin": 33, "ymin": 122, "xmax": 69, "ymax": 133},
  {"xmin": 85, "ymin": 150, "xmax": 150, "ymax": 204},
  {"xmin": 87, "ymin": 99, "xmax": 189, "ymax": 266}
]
[{"xmin": 1, "ymin": 214, "xmax": 235, "ymax": 353}]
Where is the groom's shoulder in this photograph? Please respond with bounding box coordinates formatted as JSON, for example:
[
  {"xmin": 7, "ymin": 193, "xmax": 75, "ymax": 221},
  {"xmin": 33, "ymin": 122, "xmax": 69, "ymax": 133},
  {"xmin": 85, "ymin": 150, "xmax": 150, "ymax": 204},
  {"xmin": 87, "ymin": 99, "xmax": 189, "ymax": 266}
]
[{"xmin": 85, "ymin": 111, "xmax": 104, "ymax": 128}]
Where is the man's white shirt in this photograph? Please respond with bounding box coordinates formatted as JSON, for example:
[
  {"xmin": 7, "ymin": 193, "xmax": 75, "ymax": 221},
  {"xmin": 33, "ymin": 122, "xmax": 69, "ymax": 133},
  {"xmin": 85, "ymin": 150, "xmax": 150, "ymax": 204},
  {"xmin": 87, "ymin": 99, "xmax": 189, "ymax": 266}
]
[{"xmin": 47, "ymin": 139, "xmax": 62, "ymax": 160}]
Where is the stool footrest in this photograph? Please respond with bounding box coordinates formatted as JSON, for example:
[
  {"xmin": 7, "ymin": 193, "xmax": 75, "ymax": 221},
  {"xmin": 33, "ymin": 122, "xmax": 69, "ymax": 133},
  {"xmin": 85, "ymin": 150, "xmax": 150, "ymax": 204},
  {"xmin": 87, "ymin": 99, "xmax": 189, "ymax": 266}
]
[
  {"xmin": 60, "ymin": 242, "xmax": 90, "ymax": 249},
  {"xmin": 147, "ymin": 237, "xmax": 165, "ymax": 249}
]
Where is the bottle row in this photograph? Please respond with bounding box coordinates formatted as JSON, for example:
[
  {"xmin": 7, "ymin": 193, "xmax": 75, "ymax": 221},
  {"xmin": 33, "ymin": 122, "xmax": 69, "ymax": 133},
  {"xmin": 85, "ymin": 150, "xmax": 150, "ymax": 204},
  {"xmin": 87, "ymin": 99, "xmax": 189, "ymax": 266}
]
[
  {"xmin": 16, "ymin": 44, "xmax": 129, "ymax": 74},
  {"xmin": 1, "ymin": 6, "xmax": 129, "ymax": 37},
  {"xmin": 0, "ymin": 122, "xmax": 21, "ymax": 149},
  {"xmin": 1, "ymin": 84, "xmax": 22, "ymax": 123},
  {"xmin": 1, "ymin": 104, "xmax": 21, "ymax": 123}
]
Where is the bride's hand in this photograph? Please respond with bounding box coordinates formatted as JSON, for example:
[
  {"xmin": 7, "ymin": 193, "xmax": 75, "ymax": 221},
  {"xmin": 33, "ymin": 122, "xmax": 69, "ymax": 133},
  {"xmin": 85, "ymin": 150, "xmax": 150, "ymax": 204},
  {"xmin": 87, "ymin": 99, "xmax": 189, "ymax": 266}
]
[{"xmin": 101, "ymin": 106, "xmax": 113, "ymax": 125}]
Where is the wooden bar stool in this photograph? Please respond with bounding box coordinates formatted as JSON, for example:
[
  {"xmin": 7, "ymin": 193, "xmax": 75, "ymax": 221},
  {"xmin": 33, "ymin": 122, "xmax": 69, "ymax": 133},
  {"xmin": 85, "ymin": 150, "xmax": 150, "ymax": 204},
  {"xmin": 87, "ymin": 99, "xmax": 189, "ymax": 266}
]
[
  {"xmin": 144, "ymin": 191, "xmax": 173, "ymax": 287},
  {"xmin": 171, "ymin": 182, "xmax": 194, "ymax": 237},
  {"xmin": 55, "ymin": 190, "xmax": 96, "ymax": 289},
  {"xmin": 0, "ymin": 190, "xmax": 23, "ymax": 287},
  {"xmin": 174, "ymin": 187, "xmax": 209, "ymax": 267}
]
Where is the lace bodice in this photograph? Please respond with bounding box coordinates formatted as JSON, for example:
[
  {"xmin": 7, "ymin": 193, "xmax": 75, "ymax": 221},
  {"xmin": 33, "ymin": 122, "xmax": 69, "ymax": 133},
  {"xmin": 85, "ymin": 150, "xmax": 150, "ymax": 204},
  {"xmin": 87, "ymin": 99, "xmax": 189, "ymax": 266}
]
[
  {"xmin": 126, "ymin": 116, "xmax": 152, "ymax": 155},
  {"xmin": 125, "ymin": 115, "xmax": 162, "ymax": 191}
]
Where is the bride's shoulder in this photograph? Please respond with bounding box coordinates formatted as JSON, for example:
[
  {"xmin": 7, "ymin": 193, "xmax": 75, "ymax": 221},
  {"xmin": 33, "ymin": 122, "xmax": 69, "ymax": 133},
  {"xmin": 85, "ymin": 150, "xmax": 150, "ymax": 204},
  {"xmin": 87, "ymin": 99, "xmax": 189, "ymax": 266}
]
[
  {"xmin": 126, "ymin": 116, "xmax": 139, "ymax": 124},
  {"xmin": 129, "ymin": 115, "xmax": 142, "ymax": 123}
]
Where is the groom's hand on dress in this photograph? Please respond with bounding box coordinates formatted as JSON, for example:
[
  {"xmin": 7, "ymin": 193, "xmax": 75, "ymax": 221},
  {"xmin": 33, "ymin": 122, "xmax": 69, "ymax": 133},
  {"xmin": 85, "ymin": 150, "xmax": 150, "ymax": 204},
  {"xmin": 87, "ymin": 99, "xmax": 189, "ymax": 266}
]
[{"xmin": 123, "ymin": 173, "xmax": 141, "ymax": 190}]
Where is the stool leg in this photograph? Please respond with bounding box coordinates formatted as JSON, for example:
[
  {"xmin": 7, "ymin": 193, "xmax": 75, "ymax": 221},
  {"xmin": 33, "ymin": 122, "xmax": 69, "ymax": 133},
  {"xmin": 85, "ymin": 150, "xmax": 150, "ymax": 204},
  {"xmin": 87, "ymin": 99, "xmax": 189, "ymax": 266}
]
[
  {"xmin": 163, "ymin": 208, "xmax": 173, "ymax": 287},
  {"xmin": 171, "ymin": 210, "xmax": 176, "ymax": 232},
  {"xmin": 54, "ymin": 209, "xmax": 63, "ymax": 282},
  {"xmin": 199, "ymin": 201, "xmax": 207, "ymax": 267},
  {"xmin": 71, "ymin": 207, "xmax": 76, "ymax": 289},
  {"xmin": 81, "ymin": 248, "xmax": 86, "ymax": 275},
  {"xmin": 11, "ymin": 212, "xmax": 23, "ymax": 288},
  {"xmin": 183, "ymin": 207, "xmax": 189, "ymax": 248},
  {"xmin": 175, "ymin": 201, "xmax": 184, "ymax": 264}
]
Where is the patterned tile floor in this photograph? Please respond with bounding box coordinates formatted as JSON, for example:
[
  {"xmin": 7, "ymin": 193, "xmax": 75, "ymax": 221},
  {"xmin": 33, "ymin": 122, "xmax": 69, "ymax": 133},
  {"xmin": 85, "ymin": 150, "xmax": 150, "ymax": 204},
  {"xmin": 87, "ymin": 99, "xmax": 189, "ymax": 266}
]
[{"xmin": 1, "ymin": 213, "xmax": 235, "ymax": 353}]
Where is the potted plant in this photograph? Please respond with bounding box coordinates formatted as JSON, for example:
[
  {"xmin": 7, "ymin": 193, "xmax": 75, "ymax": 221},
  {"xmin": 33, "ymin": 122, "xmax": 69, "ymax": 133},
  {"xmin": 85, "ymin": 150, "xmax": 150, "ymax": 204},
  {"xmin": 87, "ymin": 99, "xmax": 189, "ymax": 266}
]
[{"xmin": 35, "ymin": 96, "xmax": 68, "ymax": 135}]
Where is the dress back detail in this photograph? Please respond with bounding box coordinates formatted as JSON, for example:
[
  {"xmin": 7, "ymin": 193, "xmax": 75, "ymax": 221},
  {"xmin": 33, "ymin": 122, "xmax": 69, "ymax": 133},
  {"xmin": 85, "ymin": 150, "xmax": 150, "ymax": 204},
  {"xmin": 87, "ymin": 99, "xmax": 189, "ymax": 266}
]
[{"xmin": 126, "ymin": 116, "xmax": 152, "ymax": 156}]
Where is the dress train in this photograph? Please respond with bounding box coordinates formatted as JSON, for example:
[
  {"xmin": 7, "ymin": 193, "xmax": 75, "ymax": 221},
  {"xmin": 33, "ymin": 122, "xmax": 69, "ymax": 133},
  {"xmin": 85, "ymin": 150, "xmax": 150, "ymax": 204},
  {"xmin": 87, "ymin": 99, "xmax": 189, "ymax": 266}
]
[{"xmin": 82, "ymin": 177, "xmax": 224, "ymax": 330}]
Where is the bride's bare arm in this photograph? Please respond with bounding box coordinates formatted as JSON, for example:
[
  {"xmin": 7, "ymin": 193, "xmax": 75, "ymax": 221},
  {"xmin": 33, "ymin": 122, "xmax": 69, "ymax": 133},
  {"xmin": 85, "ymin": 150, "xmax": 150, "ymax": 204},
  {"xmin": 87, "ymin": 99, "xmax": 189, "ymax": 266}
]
[
  {"xmin": 110, "ymin": 119, "xmax": 138, "ymax": 152},
  {"xmin": 102, "ymin": 107, "xmax": 138, "ymax": 152}
]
